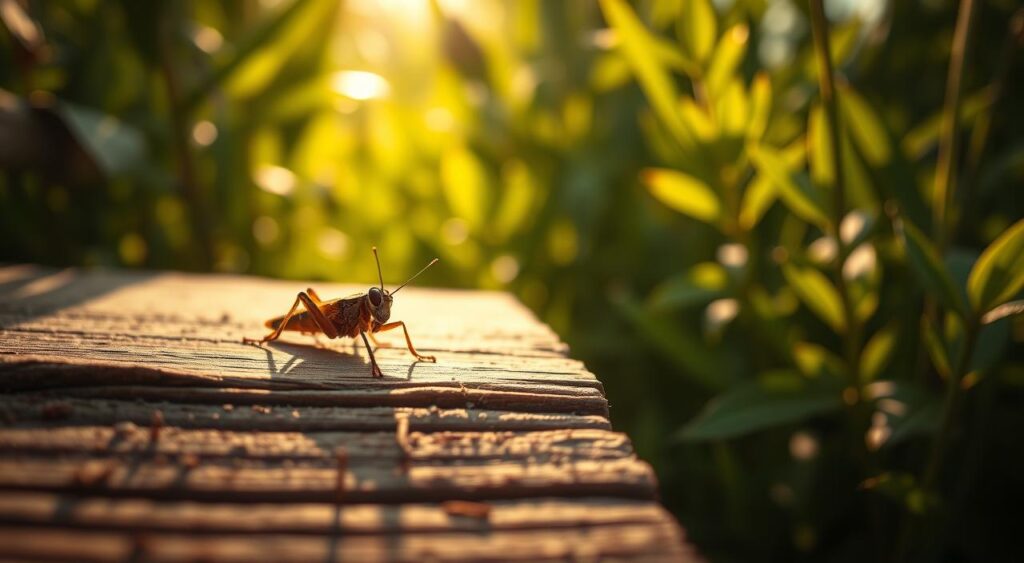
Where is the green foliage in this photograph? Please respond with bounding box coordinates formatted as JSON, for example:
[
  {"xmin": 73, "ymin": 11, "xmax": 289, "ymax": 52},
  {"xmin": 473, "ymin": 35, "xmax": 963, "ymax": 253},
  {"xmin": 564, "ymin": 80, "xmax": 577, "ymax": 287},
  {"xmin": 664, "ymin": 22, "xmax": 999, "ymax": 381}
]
[{"xmin": 1, "ymin": 0, "xmax": 1022, "ymax": 560}]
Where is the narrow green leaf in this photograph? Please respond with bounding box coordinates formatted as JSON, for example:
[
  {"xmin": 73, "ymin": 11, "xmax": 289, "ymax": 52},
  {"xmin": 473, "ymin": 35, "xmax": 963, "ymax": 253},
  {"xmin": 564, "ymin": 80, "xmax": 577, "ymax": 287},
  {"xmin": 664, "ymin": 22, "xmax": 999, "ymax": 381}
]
[
  {"xmin": 838, "ymin": 84, "xmax": 892, "ymax": 166},
  {"xmin": 967, "ymin": 218, "xmax": 1024, "ymax": 315},
  {"xmin": 861, "ymin": 323, "xmax": 898, "ymax": 382},
  {"xmin": 648, "ymin": 262, "xmax": 728, "ymax": 311},
  {"xmin": 182, "ymin": 0, "xmax": 312, "ymax": 112},
  {"xmin": 641, "ymin": 168, "xmax": 721, "ymax": 224},
  {"xmin": 921, "ymin": 316, "xmax": 952, "ymax": 379},
  {"xmin": 902, "ymin": 87, "xmax": 994, "ymax": 160},
  {"xmin": 678, "ymin": 0, "xmax": 717, "ymax": 64},
  {"xmin": 738, "ymin": 174, "xmax": 775, "ymax": 230},
  {"xmin": 747, "ymin": 72, "xmax": 771, "ymax": 141},
  {"xmin": 601, "ymin": 0, "xmax": 695, "ymax": 149},
  {"xmin": 705, "ymin": 24, "xmax": 748, "ymax": 96},
  {"xmin": 972, "ymin": 316, "xmax": 1011, "ymax": 373},
  {"xmin": 782, "ymin": 263, "xmax": 846, "ymax": 332},
  {"xmin": 897, "ymin": 219, "xmax": 968, "ymax": 316},
  {"xmin": 749, "ymin": 145, "xmax": 830, "ymax": 229},
  {"xmin": 679, "ymin": 372, "xmax": 843, "ymax": 441},
  {"xmin": 56, "ymin": 102, "xmax": 146, "ymax": 177}
]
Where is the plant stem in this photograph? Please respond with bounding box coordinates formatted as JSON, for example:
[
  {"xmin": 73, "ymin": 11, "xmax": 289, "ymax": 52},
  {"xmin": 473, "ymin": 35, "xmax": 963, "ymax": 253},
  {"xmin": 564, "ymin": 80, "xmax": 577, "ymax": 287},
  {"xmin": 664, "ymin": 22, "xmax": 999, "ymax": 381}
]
[
  {"xmin": 159, "ymin": 5, "xmax": 214, "ymax": 269},
  {"xmin": 932, "ymin": 0, "xmax": 978, "ymax": 252},
  {"xmin": 808, "ymin": 0, "xmax": 860, "ymax": 382}
]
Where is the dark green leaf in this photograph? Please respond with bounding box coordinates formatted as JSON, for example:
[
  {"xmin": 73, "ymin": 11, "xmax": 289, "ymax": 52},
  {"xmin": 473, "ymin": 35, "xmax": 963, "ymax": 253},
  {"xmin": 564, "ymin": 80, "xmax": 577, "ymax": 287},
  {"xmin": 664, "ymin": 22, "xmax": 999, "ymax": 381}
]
[
  {"xmin": 968, "ymin": 218, "xmax": 1024, "ymax": 316},
  {"xmin": 648, "ymin": 262, "xmax": 728, "ymax": 311},
  {"xmin": 678, "ymin": 371, "xmax": 843, "ymax": 441},
  {"xmin": 897, "ymin": 219, "xmax": 967, "ymax": 317}
]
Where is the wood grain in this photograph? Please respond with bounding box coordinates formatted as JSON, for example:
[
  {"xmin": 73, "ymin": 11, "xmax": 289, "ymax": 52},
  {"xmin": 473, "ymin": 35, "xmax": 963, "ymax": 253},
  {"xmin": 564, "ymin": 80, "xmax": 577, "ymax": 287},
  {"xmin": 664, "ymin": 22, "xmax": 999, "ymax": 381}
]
[{"xmin": 0, "ymin": 265, "xmax": 696, "ymax": 561}]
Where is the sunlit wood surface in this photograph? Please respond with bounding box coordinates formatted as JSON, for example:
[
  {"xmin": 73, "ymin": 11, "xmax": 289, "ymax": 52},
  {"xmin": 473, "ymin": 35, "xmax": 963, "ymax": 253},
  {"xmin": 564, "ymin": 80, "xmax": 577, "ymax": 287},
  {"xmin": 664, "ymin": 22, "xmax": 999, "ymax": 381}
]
[{"xmin": 0, "ymin": 264, "xmax": 698, "ymax": 562}]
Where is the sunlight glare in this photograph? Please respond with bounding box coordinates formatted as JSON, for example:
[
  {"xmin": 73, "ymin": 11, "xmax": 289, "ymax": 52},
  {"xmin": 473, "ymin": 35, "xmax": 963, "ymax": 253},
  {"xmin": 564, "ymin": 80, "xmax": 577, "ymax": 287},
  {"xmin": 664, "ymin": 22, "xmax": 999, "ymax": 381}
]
[{"xmin": 331, "ymin": 70, "xmax": 391, "ymax": 101}]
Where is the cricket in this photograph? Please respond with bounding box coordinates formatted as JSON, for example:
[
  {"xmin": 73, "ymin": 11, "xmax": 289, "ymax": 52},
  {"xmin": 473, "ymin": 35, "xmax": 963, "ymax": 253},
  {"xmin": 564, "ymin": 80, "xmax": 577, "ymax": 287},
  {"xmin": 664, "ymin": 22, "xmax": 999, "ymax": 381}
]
[{"xmin": 243, "ymin": 247, "xmax": 438, "ymax": 378}]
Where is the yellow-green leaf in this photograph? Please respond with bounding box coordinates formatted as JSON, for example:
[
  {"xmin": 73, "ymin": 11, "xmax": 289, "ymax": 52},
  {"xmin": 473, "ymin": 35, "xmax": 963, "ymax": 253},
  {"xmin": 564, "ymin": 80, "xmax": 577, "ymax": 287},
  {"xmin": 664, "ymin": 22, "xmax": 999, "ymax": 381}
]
[
  {"xmin": 968, "ymin": 218, "xmax": 1024, "ymax": 315},
  {"xmin": 601, "ymin": 0, "xmax": 695, "ymax": 149},
  {"xmin": 678, "ymin": 0, "xmax": 717, "ymax": 64},
  {"xmin": 739, "ymin": 173, "xmax": 775, "ymax": 230},
  {"xmin": 747, "ymin": 72, "xmax": 771, "ymax": 141},
  {"xmin": 749, "ymin": 145, "xmax": 830, "ymax": 229},
  {"xmin": 705, "ymin": 24, "xmax": 748, "ymax": 97},
  {"xmin": 861, "ymin": 323, "xmax": 898, "ymax": 382},
  {"xmin": 783, "ymin": 263, "xmax": 846, "ymax": 332},
  {"xmin": 838, "ymin": 84, "xmax": 891, "ymax": 166},
  {"xmin": 642, "ymin": 168, "xmax": 721, "ymax": 224}
]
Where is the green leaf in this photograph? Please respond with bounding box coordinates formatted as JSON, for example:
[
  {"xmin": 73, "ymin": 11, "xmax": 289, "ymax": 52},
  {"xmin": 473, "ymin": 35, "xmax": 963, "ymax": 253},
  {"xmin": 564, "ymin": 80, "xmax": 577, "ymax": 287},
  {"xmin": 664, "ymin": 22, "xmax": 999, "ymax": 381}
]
[
  {"xmin": 782, "ymin": 262, "xmax": 846, "ymax": 332},
  {"xmin": 601, "ymin": 0, "xmax": 696, "ymax": 149},
  {"xmin": 678, "ymin": 0, "xmax": 717, "ymax": 64},
  {"xmin": 56, "ymin": 101, "xmax": 146, "ymax": 177},
  {"xmin": 648, "ymin": 262, "xmax": 728, "ymax": 311},
  {"xmin": 612, "ymin": 291, "xmax": 731, "ymax": 391},
  {"xmin": 182, "ymin": 0, "xmax": 314, "ymax": 112},
  {"xmin": 678, "ymin": 371, "xmax": 843, "ymax": 441},
  {"xmin": 705, "ymin": 24, "xmax": 748, "ymax": 97},
  {"xmin": 897, "ymin": 219, "xmax": 968, "ymax": 317},
  {"xmin": 739, "ymin": 174, "xmax": 775, "ymax": 230},
  {"xmin": 641, "ymin": 168, "xmax": 721, "ymax": 224},
  {"xmin": 861, "ymin": 323, "xmax": 898, "ymax": 382},
  {"xmin": 866, "ymin": 381, "xmax": 941, "ymax": 447},
  {"xmin": 838, "ymin": 84, "xmax": 892, "ymax": 166},
  {"xmin": 746, "ymin": 72, "xmax": 771, "ymax": 141},
  {"xmin": 921, "ymin": 316, "xmax": 952, "ymax": 379},
  {"xmin": 749, "ymin": 145, "xmax": 830, "ymax": 229},
  {"xmin": 972, "ymin": 316, "xmax": 1010, "ymax": 373},
  {"xmin": 967, "ymin": 218, "xmax": 1024, "ymax": 316}
]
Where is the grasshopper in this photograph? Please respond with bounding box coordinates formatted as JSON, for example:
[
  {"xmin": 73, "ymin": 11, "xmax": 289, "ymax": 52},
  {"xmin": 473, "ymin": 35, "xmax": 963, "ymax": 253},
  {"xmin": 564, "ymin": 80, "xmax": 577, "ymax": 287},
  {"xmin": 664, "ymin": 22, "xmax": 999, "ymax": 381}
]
[{"xmin": 244, "ymin": 248, "xmax": 438, "ymax": 378}]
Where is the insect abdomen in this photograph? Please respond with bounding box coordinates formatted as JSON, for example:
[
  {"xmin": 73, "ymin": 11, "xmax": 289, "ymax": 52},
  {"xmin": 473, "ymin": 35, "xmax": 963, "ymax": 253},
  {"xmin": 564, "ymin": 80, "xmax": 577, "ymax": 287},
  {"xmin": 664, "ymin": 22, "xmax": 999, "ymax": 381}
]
[{"xmin": 265, "ymin": 312, "xmax": 319, "ymax": 332}]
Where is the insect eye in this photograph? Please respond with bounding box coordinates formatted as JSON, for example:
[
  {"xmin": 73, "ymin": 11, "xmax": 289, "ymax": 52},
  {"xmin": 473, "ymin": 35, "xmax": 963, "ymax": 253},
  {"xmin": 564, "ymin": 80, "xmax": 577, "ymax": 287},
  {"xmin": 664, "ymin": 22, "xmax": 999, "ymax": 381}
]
[{"xmin": 369, "ymin": 287, "xmax": 382, "ymax": 306}]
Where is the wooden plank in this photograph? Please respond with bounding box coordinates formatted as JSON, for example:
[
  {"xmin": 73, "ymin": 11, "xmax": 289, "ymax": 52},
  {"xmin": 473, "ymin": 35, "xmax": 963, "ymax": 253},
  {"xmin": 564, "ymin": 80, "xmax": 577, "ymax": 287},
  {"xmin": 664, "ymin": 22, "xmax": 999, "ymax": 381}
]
[
  {"xmin": 0, "ymin": 265, "xmax": 698, "ymax": 561},
  {"xmin": 0, "ymin": 492, "xmax": 671, "ymax": 535},
  {"xmin": 0, "ymin": 266, "xmax": 568, "ymax": 356},
  {"xmin": 0, "ymin": 523, "xmax": 696, "ymax": 562},
  {"xmin": 0, "ymin": 395, "xmax": 611, "ymax": 432},
  {"xmin": 0, "ymin": 426, "xmax": 635, "ymax": 463},
  {"xmin": 0, "ymin": 454, "xmax": 658, "ymax": 503}
]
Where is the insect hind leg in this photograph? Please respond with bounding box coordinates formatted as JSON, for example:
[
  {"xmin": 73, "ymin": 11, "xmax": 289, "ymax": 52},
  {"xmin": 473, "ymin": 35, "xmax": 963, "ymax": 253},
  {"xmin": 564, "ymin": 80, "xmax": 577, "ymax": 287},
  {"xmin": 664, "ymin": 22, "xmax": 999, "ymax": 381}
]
[{"xmin": 244, "ymin": 291, "xmax": 339, "ymax": 344}]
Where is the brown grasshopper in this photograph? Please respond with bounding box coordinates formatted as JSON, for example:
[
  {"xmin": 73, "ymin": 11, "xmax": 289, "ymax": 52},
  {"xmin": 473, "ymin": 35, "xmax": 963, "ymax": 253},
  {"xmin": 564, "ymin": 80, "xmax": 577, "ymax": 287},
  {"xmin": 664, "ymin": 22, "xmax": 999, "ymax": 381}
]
[{"xmin": 243, "ymin": 248, "xmax": 438, "ymax": 378}]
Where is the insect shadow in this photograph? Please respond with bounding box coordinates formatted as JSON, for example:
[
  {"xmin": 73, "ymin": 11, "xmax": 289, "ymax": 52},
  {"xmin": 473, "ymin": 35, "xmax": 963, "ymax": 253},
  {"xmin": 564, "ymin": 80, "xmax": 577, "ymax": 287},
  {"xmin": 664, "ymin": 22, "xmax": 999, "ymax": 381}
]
[{"xmin": 252, "ymin": 338, "xmax": 424, "ymax": 382}]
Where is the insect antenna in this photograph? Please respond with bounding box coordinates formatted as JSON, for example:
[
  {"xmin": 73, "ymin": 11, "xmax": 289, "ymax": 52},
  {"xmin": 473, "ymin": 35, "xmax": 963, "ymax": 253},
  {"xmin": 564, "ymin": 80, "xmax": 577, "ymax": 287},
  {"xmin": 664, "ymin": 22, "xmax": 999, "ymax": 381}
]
[
  {"xmin": 391, "ymin": 258, "xmax": 439, "ymax": 294},
  {"xmin": 372, "ymin": 246, "xmax": 385, "ymax": 290}
]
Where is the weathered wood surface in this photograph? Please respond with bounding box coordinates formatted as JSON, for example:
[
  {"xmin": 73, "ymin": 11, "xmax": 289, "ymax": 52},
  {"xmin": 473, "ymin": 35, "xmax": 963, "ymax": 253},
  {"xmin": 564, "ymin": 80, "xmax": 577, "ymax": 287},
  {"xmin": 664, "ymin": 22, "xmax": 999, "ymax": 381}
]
[{"xmin": 0, "ymin": 265, "xmax": 697, "ymax": 561}]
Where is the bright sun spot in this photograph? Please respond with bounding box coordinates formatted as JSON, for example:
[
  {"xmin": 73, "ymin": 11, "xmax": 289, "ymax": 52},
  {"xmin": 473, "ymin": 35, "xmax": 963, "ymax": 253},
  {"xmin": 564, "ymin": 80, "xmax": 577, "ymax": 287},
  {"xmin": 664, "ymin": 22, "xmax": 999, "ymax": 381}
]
[{"xmin": 331, "ymin": 70, "xmax": 391, "ymax": 101}]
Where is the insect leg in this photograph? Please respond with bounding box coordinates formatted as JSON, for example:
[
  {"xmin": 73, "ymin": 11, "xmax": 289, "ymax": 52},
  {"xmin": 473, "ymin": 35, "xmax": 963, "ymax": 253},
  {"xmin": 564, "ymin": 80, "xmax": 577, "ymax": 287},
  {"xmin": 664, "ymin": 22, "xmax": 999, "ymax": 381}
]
[
  {"xmin": 244, "ymin": 294, "xmax": 304, "ymax": 344},
  {"xmin": 367, "ymin": 331, "xmax": 390, "ymax": 349},
  {"xmin": 297, "ymin": 293, "xmax": 339, "ymax": 339},
  {"xmin": 374, "ymin": 321, "xmax": 436, "ymax": 363},
  {"xmin": 359, "ymin": 331, "xmax": 383, "ymax": 377},
  {"xmin": 306, "ymin": 288, "xmax": 323, "ymax": 305},
  {"xmin": 244, "ymin": 292, "xmax": 338, "ymax": 344}
]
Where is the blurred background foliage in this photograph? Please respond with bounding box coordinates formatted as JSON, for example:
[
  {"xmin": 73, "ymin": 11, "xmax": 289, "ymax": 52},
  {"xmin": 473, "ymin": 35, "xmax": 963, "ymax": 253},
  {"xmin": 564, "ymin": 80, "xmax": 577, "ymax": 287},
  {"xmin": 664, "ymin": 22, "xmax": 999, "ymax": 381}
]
[{"xmin": 2, "ymin": 0, "xmax": 1023, "ymax": 559}]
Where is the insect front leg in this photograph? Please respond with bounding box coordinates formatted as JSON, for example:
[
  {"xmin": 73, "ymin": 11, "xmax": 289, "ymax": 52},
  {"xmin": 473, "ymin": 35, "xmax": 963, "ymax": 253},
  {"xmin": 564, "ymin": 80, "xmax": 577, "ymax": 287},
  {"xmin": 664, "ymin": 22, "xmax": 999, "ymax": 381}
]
[
  {"xmin": 373, "ymin": 321, "xmax": 436, "ymax": 363},
  {"xmin": 359, "ymin": 331, "xmax": 384, "ymax": 378}
]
